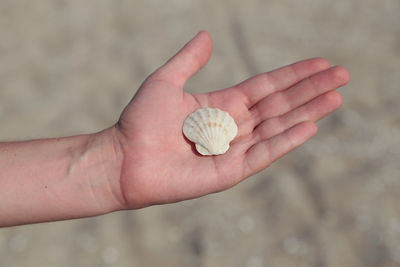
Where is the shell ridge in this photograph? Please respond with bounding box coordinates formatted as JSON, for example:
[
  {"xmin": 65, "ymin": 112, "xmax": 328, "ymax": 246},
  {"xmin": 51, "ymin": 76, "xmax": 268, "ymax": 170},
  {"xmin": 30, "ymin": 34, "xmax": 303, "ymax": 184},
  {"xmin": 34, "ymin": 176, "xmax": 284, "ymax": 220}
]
[
  {"xmin": 187, "ymin": 113, "xmax": 209, "ymax": 149},
  {"xmin": 218, "ymin": 111, "xmax": 228, "ymax": 149},
  {"xmin": 193, "ymin": 109, "xmax": 214, "ymax": 154},
  {"xmin": 211, "ymin": 108, "xmax": 222, "ymax": 154},
  {"xmin": 209, "ymin": 108, "xmax": 219, "ymax": 152},
  {"xmin": 197, "ymin": 108, "xmax": 212, "ymax": 153}
]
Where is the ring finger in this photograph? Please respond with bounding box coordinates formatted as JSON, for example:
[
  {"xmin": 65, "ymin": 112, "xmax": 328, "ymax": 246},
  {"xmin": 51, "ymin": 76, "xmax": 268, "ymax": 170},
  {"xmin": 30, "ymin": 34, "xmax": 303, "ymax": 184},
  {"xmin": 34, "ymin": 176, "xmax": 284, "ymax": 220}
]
[{"xmin": 251, "ymin": 90, "xmax": 342, "ymax": 144}]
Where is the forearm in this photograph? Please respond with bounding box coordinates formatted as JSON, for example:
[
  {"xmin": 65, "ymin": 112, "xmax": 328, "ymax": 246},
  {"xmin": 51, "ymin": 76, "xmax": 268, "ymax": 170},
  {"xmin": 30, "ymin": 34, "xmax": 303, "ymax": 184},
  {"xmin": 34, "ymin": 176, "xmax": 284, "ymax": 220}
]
[{"xmin": 0, "ymin": 127, "xmax": 124, "ymax": 227}]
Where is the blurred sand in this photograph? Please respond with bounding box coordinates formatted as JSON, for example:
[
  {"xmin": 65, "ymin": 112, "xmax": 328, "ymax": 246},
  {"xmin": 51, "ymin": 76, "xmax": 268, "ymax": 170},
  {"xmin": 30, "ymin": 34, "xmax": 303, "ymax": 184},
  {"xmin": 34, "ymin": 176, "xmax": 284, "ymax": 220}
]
[{"xmin": 1, "ymin": 0, "xmax": 400, "ymax": 266}]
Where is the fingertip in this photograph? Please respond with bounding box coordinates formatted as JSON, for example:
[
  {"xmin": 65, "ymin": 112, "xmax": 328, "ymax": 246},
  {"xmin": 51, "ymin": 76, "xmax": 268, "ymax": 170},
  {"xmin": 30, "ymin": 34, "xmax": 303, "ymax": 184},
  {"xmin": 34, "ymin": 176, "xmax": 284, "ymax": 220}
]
[
  {"xmin": 190, "ymin": 30, "xmax": 213, "ymax": 54},
  {"xmin": 331, "ymin": 65, "xmax": 350, "ymax": 85},
  {"xmin": 302, "ymin": 121, "xmax": 318, "ymax": 138},
  {"xmin": 309, "ymin": 57, "xmax": 330, "ymax": 70},
  {"xmin": 195, "ymin": 30, "xmax": 213, "ymax": 56},
  {"xmin": 326, "ymin": 90, "xmax": 343, "ymax": 110},
  {"xmin": 317, "ymin": 90, "xmax": 343, "ymax": 113},
  {"xmin": 149, "ymin": 30, "xmax": 213, "ymax": 88},
  {"xmin": 196, "ymin": 30, "xmax": 212, "ymax": 42}
]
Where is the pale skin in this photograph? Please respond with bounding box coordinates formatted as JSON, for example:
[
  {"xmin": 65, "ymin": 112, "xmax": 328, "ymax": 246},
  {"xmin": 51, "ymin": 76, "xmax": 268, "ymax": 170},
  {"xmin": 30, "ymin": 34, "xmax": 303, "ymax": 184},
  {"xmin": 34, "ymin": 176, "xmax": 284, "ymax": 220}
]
[{"xmin": 0, "ymin": 31, "xmax": 350, "ymax": 227}]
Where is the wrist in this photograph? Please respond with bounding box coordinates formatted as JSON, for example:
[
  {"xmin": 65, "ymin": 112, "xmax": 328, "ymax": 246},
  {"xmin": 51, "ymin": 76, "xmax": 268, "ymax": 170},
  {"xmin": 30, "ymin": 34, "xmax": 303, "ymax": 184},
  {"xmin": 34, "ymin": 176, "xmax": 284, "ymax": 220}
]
[{"xmin": 85, "ymin": 126, "xmax": 126, "ymax": 213}]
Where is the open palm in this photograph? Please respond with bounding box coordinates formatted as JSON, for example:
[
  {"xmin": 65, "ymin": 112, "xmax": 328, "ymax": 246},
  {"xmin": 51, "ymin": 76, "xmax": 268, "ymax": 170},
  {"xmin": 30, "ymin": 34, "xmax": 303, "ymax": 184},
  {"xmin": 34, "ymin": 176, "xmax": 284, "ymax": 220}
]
[{"xmin": 115, "ymin": 31, "xmax": 349, "ymax": 209}]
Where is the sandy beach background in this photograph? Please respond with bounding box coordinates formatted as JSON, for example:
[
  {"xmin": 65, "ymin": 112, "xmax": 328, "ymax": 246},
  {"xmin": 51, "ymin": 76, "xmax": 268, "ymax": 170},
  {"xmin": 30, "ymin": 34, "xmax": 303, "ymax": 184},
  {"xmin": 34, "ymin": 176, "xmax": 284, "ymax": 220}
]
[{"xmin": 1, "ymin": 0, "xmax": 399, "ymax": 266}]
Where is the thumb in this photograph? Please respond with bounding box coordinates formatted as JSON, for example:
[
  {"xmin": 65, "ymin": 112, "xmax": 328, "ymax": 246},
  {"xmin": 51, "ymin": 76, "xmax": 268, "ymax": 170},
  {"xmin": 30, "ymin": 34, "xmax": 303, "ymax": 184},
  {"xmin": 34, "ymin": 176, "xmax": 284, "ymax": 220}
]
[{"xmin": 147, "ymin": 31, "xmax": 213, "ymax": 88}]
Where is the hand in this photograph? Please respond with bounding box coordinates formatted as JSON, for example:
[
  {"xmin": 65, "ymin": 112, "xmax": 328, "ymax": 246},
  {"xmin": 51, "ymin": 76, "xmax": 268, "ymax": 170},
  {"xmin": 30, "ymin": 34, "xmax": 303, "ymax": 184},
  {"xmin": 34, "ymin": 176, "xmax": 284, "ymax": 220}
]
[{"xmin": 113, "ymin": 31, "xmax": 350, "ymax": 209}]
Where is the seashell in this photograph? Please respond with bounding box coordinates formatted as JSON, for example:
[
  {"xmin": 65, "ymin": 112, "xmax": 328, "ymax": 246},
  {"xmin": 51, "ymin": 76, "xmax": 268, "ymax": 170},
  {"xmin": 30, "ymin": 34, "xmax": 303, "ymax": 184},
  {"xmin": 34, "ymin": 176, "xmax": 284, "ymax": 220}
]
[{"xmin": 183, "ymin": 107, "xmax": 238, "ymax": 156}]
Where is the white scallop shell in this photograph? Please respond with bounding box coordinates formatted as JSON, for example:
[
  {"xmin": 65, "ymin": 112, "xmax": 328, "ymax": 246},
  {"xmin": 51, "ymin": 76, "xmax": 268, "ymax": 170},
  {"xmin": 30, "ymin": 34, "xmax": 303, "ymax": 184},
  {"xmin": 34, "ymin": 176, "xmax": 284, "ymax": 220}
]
[{"xmin": 183, "ymin": 107, "xmax": 238, "ymax": 156}]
